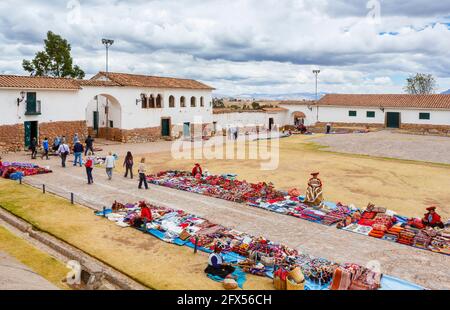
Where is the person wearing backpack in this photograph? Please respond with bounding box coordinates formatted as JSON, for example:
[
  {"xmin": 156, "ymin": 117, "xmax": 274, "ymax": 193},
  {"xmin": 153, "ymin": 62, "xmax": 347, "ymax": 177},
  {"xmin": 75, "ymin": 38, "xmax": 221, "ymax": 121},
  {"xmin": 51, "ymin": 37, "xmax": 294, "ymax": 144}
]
[{"xmin": 85, "ymin": 156, "xmax": 94, "ymax": 184}]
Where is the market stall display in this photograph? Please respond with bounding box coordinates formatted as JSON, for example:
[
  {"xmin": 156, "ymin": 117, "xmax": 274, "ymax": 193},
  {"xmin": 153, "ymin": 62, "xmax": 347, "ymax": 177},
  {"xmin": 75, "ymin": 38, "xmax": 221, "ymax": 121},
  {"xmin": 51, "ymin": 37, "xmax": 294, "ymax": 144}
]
[
  {"xmin": 147, "ymin": 171, "xmax": 449, "ymax": 256},
  {"xmin": 96, "ymin": 200, "xmax": 423, "ymax": 290},
  {"xmin": 0, "ymin": 162, "xmax": 52, "ymax": 179}
]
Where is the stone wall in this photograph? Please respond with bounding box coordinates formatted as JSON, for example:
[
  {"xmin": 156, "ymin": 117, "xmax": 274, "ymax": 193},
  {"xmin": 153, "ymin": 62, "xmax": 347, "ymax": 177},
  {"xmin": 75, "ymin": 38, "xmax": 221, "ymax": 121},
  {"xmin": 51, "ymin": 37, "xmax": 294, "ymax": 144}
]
[
  {"xmin": 39, "ymin": 121, "xmax": 88, "ymax": 146},
  {"xmin": 400, "ymin": 123, "xmax": 450, "ymax": 135},
  {"xmin": 121, "ymin": 127, "xmax": 161, "ymax": 143},
  {"xmin": 0, "ymin": 124, "xmax": 24, "ymax": 153},
  {"xmin": 314, "ymin": 122, "xmax": 384, "ymax": 129}
]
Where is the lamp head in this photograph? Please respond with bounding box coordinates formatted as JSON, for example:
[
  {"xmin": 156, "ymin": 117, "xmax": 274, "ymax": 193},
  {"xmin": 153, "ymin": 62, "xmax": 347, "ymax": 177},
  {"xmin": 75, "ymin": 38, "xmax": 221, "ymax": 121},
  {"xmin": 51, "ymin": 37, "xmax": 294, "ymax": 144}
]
[{"xmin": 102, "ymin": 38, "xmax": 114, "ymax": 46}]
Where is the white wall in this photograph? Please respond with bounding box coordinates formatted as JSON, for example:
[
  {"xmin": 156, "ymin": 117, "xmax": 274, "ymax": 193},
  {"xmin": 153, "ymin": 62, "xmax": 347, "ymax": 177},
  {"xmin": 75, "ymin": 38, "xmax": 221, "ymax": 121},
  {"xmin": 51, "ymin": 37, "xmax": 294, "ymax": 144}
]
[
  {"xmin": 316, "ymin": 106, "xmax": 450, "ymax": 126},
  {"xmin": 317, "ymin": 106, "xmax": 385, "ymax": 124},
  {"xmin": 212, "ymin": 111, "xmax": 289, "ymax": 131},
  {"xmin": 0, "ymin": 88, "xmax": 83, "ymax": 126},
  {"xmin": 394, "ymin": 109, "xmax": 450, "ymax": 126},
  {"xmin": 79, "ymin": 86, "xmax": 213, "ymax": 130}
]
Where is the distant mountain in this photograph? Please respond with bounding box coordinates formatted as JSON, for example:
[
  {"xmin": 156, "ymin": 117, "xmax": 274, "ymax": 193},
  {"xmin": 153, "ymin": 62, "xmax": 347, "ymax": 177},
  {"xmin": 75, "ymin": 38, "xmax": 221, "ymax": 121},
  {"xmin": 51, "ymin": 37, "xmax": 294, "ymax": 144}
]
[
  {"xmin": 441, "ymin": 89, "xmax": 450, "ymax": 94},
  {"xmin": 213, "ymin": 92, "xmax": 327, "ymax": 101}
]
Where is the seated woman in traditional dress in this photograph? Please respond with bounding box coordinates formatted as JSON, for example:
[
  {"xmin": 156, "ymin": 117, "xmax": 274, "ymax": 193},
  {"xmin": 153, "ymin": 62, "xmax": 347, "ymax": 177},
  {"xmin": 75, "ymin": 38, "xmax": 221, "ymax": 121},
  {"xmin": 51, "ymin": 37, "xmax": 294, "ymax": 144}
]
[
  {"xmin": 305, "ymin": 172, "xmax": 324, "ymax": 207},
  {"xmin": 204, "ymin": 243, "xmax": 235, "ymax": 279},
  {"xmin": 422, "ymin": 206, "xmax": 445, "ymax": 229}
]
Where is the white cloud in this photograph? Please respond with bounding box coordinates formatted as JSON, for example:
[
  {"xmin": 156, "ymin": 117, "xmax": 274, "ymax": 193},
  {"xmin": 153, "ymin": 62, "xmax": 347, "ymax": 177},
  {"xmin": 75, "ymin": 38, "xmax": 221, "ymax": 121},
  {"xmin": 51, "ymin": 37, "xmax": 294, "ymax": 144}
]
[{"xmin": 0, "ymin": 0, "xmax": 449, "ymax": 95}]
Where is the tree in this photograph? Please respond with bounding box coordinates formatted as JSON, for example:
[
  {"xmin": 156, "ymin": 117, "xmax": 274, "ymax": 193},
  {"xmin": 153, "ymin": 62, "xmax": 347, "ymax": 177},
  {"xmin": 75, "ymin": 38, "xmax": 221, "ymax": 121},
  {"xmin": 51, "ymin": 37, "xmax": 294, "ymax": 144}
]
[
  {"xmin": 22, "ymin": 31, "xmax": 85, "ymax": 79},
  {"xmin": 251, "ymin": 101, "xmax": 261, "ymax": 110},
  {"xmin": 404, "ymin": 73, "xmax": 437, "ymax": 95},
  {"xmin": 212, "ymin": 98, "xmax": 225, "ymax": 108}
]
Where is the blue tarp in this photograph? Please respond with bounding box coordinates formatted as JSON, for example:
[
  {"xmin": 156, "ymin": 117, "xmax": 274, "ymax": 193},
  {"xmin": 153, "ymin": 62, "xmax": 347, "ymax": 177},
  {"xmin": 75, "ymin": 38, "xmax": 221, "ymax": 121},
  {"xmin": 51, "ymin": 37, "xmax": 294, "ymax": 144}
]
[
  {"xmin": 380, "ymin": 275, "xmax": 425, "ymax": 290},
  {"xmin": 207, "ymin": 267, "xmax": 247, "ymax": 289}
]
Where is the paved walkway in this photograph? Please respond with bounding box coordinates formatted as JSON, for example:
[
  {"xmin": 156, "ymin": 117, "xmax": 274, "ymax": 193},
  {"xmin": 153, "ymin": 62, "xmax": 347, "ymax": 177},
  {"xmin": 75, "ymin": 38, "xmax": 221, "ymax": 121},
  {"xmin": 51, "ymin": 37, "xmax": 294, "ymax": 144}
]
[
  {"xmin": 14, "ymin": 154, "xmax": 450, "ymax": 290},
  {"xmin": 312, "ymin": 131, "xmax": 450, "ymax": 164},
  {"xmin": 0, "ymin": 251, "xmax": 59, "ymax": 290}
]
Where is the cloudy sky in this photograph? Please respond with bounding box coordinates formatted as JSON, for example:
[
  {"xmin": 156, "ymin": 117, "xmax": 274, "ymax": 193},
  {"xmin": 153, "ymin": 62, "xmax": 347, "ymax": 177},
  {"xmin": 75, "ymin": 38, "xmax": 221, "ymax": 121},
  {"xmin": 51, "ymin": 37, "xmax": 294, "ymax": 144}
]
[{"xmin": 1, "ymin": 0, "xmax": 450, "ymax": 96}]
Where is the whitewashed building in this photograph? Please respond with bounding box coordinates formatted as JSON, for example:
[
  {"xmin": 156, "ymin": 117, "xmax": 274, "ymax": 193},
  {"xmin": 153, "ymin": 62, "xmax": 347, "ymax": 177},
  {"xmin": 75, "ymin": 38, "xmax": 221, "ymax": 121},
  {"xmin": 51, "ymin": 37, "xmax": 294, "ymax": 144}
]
[
  {"xmin": 212, "ymin": 95, "xmax": 450, "ymax": 134},
  {"xmin": 313, "ymin": 94, "xmax": 450, "ymax": 131},
  {"xmin": 0, "ymin": 72, "xmax": 214, "ymax": 152}
]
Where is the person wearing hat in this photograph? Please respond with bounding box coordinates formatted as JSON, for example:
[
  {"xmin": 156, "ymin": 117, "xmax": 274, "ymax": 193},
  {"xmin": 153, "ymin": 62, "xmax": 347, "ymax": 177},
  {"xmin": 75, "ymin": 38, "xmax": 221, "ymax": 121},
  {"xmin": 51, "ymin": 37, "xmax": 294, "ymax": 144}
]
[
  {"xmin": 305, "ymin": 172, "xmax": 324, "ymax": 207},
  {"xmin": 204, "ymin": 242, "xmax": 235, "ymax": 279},
  {"xmin": 422, "ymin": 206, "xmax": 444, "ymax": 229},
  {"xmin": 192, "ymin": 163, "xmax": 203, "ymax": 177}
]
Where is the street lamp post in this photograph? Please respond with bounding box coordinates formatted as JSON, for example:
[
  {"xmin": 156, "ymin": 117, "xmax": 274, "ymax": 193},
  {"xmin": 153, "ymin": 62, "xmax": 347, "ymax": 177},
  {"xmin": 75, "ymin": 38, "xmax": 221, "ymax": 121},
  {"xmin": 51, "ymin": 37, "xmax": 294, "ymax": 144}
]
[
  {"xmin": 102, "ymin": 39, "xmax": 114, "ymax": 74},
  {"xmin": 102, "ymin": 39, "xmax": 114, "ymax": 139},
  {"xmin": 312, "ymin": 69, "xmax": 321, "ymax": 101},
  {"xmin": 313, "ymin": 69, "xmax": 321, "ymax": 122}
]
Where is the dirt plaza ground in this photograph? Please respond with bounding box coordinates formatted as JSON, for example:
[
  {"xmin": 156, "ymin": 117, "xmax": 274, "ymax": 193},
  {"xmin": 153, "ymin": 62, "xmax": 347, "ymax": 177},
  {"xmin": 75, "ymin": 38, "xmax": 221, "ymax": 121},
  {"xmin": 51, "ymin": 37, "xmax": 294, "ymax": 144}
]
[{"xmin": 1, "ymin": 130, "xmax": 449, "ymax": 289}]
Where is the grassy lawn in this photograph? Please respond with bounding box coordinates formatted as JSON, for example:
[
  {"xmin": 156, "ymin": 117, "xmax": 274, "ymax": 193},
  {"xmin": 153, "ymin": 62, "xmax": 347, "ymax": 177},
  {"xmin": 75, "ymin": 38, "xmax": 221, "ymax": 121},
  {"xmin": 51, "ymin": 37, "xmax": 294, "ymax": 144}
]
[
  {"xmin": 0, "ymin": 179, "xmax": 273, "ymax": 290},
  {"xmin": 130, "ymin": 134, "xmax": 450, "ymax": 219},
  {"xmin": 0, "ymin": 225, "xmax": 70, "ymax": 289}
]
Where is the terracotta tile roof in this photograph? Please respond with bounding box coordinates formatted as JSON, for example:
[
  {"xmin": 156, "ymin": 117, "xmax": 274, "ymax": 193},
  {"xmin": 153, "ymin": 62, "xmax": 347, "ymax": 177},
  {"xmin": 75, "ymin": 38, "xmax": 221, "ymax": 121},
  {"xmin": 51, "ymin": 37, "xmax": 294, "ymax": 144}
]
[
  {"xmin": 76, "ymin": 79, "xmax": 120, "ymax": 87},
  {"xmin": 319, "ymin": 94, "xmax": 450, "ymax": 110},
  {"xmin": 213, "ymin": 108, "xmax": 265, "ymax": 114},
  {"xmin": 91, "ymin": 72, "xmax": 215, "ymax": 90},
  {"xmin": 262, "ymin": 107, "xmax": 288, "ymax": 112},
  {"xmin": 279, "ymin": 100, "xmax": 315, "ymax": 106},
  {"xmin": 0, "ymin": 75, "xmax": 81, "ymax": 90}
]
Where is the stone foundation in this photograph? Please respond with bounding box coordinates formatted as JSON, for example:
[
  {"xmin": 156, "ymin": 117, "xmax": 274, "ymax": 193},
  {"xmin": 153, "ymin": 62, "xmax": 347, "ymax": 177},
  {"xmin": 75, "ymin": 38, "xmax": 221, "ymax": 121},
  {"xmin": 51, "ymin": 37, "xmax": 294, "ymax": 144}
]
[
  {"xmin": 39, "ymin": 121, "xmax": 88, "ymax": 146},
  {"xmin": 0, "ymin": 121, "xmax": 88, "ymax": 153},
  {"xmin": 0, "ymin": 124, "xmax": 24, "ymax": 153},
  {"xmin": 400, "ymin": 123, "xmax": 450, "ymax": 135},
  {"xmin": 314, "ymin": 122, "xmax": 384, "ymax": 129},
  {"xmin": 121, "ymin": 127, "xmax": 161, "ymax": 143},
  {"xmin": 313, "ymin": 122, "xmax": 450, "ymax": 135}
]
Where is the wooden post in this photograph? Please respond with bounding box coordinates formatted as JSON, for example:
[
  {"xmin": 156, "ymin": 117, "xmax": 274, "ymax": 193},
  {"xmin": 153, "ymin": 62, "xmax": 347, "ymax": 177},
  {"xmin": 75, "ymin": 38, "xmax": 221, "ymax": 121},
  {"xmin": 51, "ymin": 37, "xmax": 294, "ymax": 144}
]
[
  {"xmin": 71, "ymin": 193, "xmax": 74, "ymax": 204},
  {"xmin": 103, "ymin": 207, "xmax": 106, "ymax": 217},
  {"xmin": 43, "ymin": 184, "xmax": 45, "ymax": 194},
  {"xmin": 194, "ymin": 236, "xmax": 199, "ymax": 254}
]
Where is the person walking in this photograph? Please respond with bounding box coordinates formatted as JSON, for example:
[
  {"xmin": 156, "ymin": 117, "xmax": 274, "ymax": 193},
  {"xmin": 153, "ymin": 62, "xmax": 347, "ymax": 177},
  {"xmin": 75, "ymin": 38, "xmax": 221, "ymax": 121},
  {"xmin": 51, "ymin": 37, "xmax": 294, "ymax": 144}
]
[
  {"xmin": 123, "ymin": 151, "xmax": 134, "ymax": 179},
  {"xmin": 41, "ymin": 137, "xmax": 49, "ymax": 160},
  {"xmin": 72, "ymin": 141, "xmax": 84, "ymax": 167},
  {"xmin": 85, "ymin": 135, "xmax": 95, "ymax": 156},
  {"xmin": 138, "ymin": 158, "xmax": 148, "ymax": 190},
  {"xmin": 53, "ymin": 136, "xmax": 61, "ymax": 151},
  {"xmin": 105, "ymin": 152, "xmax": 115, "ymax": 180},
  {"xmin": 29, "ymin": 137, "xmax": 38, "ymax": 159},
  {"xmin": 57, "ymin": 141, "xmax": 70, "ymax": 168},
  {"xmin": 85, "ymin": 155, "xmax": 94, "ymax": 184},
  {"xmin": 73, "ymin": 133, "xmax": 79, "ymax": 145}
]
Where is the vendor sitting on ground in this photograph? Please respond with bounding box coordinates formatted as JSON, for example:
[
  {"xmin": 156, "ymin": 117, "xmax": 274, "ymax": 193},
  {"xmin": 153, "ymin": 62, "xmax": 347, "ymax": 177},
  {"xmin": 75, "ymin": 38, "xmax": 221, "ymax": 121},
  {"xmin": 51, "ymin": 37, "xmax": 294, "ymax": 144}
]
[
  {"xmin": 305, "ymin": 172, "xmax": 324, "ymax": 207},
  {"xmin": 192, "ymin": 163, "xmax": 203, "ymax": 177},
  {"xmin": 422, "ymin": 206, "xmax": 445, "ymax": 229},
  {"xmin": 204, "ymin": 243, "xmax": 235, "ymax": 279}
]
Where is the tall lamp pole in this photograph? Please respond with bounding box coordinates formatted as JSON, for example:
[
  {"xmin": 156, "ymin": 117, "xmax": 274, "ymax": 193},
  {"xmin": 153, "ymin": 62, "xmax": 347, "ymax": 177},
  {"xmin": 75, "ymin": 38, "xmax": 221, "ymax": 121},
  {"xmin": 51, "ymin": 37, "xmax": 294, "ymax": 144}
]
[
  {"xmin": 312, "ymin": 69, "xmax": 321, "ymax": 101},
  {"xmin": 102, "ymin": 39, "xmax": 114, "ymax": 139},
  {"xmin": 313, "ymin": 69, "xmax": 321, "ymax": 122},
  {"xmin": 102, "ymin": 39, "xmax": 114, "ymax": 74}
]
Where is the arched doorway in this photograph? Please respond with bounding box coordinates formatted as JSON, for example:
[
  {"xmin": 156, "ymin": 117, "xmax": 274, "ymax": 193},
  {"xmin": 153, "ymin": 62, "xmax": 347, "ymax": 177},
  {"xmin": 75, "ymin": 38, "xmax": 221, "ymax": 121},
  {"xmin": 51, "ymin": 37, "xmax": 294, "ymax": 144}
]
[
  {"xmin": 86, "ymin": 94, "xmax": 122, "ymax": 141},
  {"xmin": 292, "ymin": 112, "xmax": 306, "ymax": 126}
]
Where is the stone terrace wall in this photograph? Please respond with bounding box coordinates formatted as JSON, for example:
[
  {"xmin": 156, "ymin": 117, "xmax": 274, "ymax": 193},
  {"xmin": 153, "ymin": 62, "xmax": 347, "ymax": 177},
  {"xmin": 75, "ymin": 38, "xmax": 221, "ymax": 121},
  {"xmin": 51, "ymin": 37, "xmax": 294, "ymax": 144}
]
[
  {"xmin": 39, "ymin": 121, "xmax": 88, "ymax": 146},
  {"xmin": 0, "ymin": 124, "xmax": 24, "ymax": 153}
]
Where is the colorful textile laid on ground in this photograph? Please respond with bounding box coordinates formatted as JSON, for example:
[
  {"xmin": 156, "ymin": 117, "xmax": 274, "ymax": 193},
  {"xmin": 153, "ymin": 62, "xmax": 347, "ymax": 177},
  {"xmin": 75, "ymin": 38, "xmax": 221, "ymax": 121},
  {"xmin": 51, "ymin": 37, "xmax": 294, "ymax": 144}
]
[
  {"xmin": 96, "ymin": 201, "xmax": 423, "ymax": 290},
  {"xmin": 147, "ymin": 171, "xmax": 450, "ymax": 256},
  {"xmin": 0, "ymin": 162, "xmax": 52, "ymax": 180}
]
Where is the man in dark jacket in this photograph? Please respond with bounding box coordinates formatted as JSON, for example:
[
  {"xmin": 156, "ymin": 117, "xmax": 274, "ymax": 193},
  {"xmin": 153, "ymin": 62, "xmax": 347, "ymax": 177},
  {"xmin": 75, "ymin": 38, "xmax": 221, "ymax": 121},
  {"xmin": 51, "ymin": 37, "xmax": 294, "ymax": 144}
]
[
  {"xmin": 85, "ymin": 136, "xmax": 95, "ymax": 155},
  {"xmin": 73, "ymin": 141, "xmax": 84, "ymax": 167}
]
